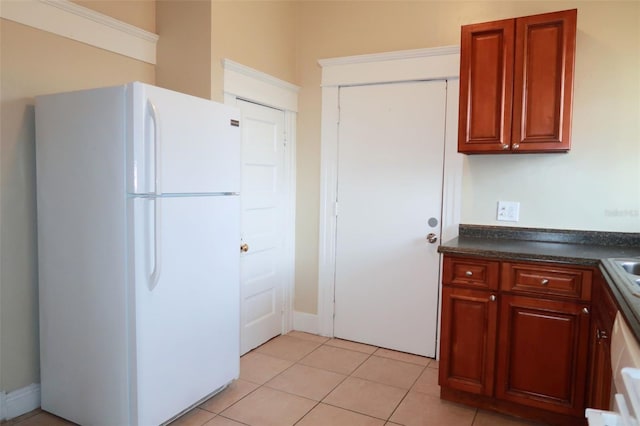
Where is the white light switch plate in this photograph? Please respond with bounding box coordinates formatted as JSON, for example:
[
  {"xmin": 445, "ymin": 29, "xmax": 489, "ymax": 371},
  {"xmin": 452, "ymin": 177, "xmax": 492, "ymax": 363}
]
[{"xmin": 497, "ymin": 201, "xmax": 520, "ymax": 222}]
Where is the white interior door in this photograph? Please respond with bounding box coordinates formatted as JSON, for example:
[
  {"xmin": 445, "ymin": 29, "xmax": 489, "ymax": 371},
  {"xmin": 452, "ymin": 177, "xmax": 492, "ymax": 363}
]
[
  {"xmin": 239, "ymin": 100, "xmax": 286, "ymax": 354},
  {"xmin": 334, "ymin": 80, "xmax": 447, "ymax": 357}
]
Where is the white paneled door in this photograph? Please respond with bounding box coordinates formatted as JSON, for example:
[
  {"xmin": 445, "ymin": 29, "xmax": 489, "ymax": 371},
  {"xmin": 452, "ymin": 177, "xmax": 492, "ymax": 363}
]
[
  {"xmin": 334, "ymin": 80, "xmax": 447, "ymax": 357},
  {"xmin": 238, "ymin": 100, "xmax": 286, "ymax": 355}
]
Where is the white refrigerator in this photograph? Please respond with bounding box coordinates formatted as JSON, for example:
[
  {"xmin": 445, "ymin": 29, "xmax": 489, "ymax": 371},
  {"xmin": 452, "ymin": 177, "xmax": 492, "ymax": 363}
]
[{"xmin": 35, "ymin": 82, "xmax": 241, "ymax": 425}]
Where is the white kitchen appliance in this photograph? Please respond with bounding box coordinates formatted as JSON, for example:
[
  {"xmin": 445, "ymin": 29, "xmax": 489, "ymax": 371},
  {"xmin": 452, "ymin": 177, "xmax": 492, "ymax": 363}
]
[
  {"xmin": 586, "ymin": 313, "xmax": 640, "ymax": 426},
  {"xmin": 35, "ymin": 82, "xmax": 241, "ymax": 426}
]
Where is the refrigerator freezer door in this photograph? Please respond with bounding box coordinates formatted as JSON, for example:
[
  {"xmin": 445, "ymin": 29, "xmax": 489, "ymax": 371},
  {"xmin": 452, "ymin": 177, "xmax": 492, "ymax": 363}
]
[
  {"xmin": 132, "ymin": 195, "xmax": 240, "ymax": 425},
  {"xmin": 129, "ymin": 82, "xmax": 241, "ymax": 195}
]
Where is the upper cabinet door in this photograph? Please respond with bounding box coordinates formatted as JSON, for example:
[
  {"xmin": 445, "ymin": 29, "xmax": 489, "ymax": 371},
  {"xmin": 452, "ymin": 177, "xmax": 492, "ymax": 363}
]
[
  {"xmin": 512, "ymin": 10, "xmax": 577, "ymax": 152},
  {"xmin": 458, "ymin": 9, "xmax": 577, "ymax": 154},
  {"xmin": 458, "ymin": 19, "xmax": 515, "ymax": 153}
]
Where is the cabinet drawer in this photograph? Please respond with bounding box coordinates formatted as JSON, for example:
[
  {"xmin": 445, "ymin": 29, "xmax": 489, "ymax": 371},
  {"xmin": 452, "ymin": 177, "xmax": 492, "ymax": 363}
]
[
  {"xmin": 443, "ymin": 256, "xmax": 499, "ymax": 290},
  {"xmin": 502, "ymin": 262, "xmax": 592, "ymax": 300}
]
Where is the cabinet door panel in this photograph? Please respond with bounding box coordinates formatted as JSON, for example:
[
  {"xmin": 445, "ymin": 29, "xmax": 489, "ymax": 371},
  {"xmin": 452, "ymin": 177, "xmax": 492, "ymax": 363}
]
[
  {"xmin": 496, "ymin": 295, "xmax": 589, "ymax": 416},
  {"xmin": 512, "ymin": 9, "xmax": 576, "ymax": 152},
  {"xmin": 458, "ymin": 19, "xmax": 514, "ymax": 153},
  {"xmin": 588, "ymin": 310, "xmax": 613, "ymax": 410},
  {"xmin": 439, "ymin": 286, "xmax": 498, "ymax": 395},
  {"xmin": 588, "ymin": 272, "xmax": 616, "ymax": 410}
]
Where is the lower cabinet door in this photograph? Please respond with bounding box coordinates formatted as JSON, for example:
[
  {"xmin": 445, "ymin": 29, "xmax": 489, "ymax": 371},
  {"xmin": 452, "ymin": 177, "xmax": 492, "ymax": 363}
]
[
  {"xmin": 587, "ymin": 310, "xmax": 613, "ymax": 410},
  {"xmin": 439, "ymin": 286, "xmax": 498, "ymax": 395},
  {"xmin": 496, "ymin": 295, "xmax": 590, "ymax": 416}
]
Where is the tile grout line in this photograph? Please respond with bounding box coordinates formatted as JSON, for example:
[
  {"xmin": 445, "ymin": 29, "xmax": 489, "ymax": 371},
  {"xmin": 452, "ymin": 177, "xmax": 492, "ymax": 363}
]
[
  {"xmin": 292, "ymin": 338, "xmax": 375, "ymax": 425},
  {"xmin": 383, "ymin": 363, "xmax": 428, "ymax": 423},
  {"xmin": 279, "ymin": 335, "xmax": 435, "ymax": 425},
  {"xmin": 219, "ymin": 337, "xmax": 364, "ymax": 426}
]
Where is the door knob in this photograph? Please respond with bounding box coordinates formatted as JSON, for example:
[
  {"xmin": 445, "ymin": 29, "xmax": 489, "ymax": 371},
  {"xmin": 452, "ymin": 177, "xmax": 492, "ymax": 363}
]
[
  {"xmin": 240, "ymin": 243, "xmax": 249, "ymax": 253},
  {"xmin": 426, "ymin": 233, "xmax": 438, "ymax": 244}
]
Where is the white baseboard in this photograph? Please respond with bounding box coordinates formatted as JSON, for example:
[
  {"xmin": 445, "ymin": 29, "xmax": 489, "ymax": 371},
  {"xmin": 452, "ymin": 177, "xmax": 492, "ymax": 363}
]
[
  {"xmin": 0, "ymin": 383, "xmax": 41, "ymax": 421},
  {"xmin": 292, "ymin": 311, "xmax": 320, "ymax": 335}
]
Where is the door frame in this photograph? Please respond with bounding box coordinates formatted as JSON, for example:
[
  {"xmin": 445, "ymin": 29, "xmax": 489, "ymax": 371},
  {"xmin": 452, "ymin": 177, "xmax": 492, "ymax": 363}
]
[
  {"xmin": 223, "ymin": 59, "xmax": 299, "ymax": 334},
  {"xmin": 317, "ymin": 46, "xmax": 463, "ymax": 354}
]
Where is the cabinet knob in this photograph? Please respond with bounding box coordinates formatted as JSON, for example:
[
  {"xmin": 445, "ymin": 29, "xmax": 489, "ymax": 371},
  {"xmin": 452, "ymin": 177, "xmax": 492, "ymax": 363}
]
[
  {"xmin": 540, "ymin": 279, "xmax": 549, "ymax": 285},
  {"xmin": 513, "ymin": 144, "xmax": 520, "ymax": 150},
  {"xmin": 240, "ymin": 243, "xmax": 249, "ymax": 253},
  {"xmin": 501, "ymin": 144, "xmax": 509, "ymax": 150},
  {"xmin": 582, "ymin": 307, "xmax": 590, "ymax": 315},
  {"xmin": 489, "ymin": 294, "xmax": 496, "ymax": 302},
  {"xmin": 465, "ymin": 271, "xmax": 473, "ymax": 277}
]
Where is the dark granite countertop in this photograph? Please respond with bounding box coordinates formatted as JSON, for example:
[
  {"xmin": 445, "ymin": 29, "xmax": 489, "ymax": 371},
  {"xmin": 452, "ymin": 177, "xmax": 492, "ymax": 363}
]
[{"xmin": 439, "ymin": 224, "xmax": 640, "ymax": 339}]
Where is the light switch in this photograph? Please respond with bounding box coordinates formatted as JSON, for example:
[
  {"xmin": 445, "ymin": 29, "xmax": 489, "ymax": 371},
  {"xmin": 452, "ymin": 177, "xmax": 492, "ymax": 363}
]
[{"xmin": 497, "ymin": 201, "xmax": 520, "ymax": 222}]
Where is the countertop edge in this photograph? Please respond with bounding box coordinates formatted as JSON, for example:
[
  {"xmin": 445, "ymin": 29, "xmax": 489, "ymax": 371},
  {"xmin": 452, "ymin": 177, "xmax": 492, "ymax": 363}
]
[
  {"xmin": 599, "ymin": 260, "xmax": 640, "ymax": 340},
  {"xmin": 437, "ymin": 245, "xmax": 601, "ymax": 267}
]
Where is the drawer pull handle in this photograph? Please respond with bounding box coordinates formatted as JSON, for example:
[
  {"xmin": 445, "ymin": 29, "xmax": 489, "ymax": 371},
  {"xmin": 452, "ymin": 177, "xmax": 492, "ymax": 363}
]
[
  {"xmin": 596, "ymin": 329, "xmax": 609, "ymax": 341},
  {"xmin": 465, "ymin": 271, "xmax": 473, "ymax": 277},
  {"xmin": 540, "ymin": 279, "xmax": 549, "ymax": 285},
  {"xmin": 489, "ymin": 295, "xmax": 496, "ymax": 302},
  {"xmin": 582, "ymin": 307, "xmax": 590, "ymax": 315}
]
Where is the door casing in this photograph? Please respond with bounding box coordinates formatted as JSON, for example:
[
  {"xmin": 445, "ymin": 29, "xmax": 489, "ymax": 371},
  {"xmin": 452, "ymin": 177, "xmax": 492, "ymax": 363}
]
[
  {"xmin": 318, "ymin": 46, "xmax": 463, "ymax": 359},
  {"xmin": 223, "ymin": 59, "xmax": 299, "ymax": 341}
]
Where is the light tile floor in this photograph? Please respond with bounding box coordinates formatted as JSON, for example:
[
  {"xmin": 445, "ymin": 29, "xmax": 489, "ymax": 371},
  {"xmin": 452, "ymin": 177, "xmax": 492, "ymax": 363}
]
[{"xmin": 5, "ymin": 332, "xmax": 548, "ymax": 426}]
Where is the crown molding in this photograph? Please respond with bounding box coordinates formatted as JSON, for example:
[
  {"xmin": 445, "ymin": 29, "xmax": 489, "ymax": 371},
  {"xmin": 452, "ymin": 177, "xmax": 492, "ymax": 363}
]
[
  {"xmin": 0, "ymin": 0, "xmax": 158, "ymax": 64},
  {"xmin": 318, "ymin": 45, "xmax": 460, "ymax": 68},
  {"xmin": 223, "ymin": 59, "xmax": 300, "ymax": 94},
  {"xmin": 223, "ymin": 59, "xmax": 299, "ymax": 112},
  {"xmin": 318, "ymin": 45, "xmax": 460, "ymax": 87}
]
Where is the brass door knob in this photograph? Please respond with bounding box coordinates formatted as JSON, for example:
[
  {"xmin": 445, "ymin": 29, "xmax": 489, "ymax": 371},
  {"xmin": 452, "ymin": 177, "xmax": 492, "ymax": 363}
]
[{"xmin": 240, "ymin": 243, "xmax": 249, "ymax": 253}]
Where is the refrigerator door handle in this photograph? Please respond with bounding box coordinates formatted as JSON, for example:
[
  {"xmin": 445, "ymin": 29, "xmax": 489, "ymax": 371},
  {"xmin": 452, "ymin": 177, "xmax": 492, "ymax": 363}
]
[
  {"xmin": 149, "ymin": 197, "xmax": 162, "ymax": 291},
  {"xmin": 147, "ymin": 99, "xmax": 162, "ymax": 195}
]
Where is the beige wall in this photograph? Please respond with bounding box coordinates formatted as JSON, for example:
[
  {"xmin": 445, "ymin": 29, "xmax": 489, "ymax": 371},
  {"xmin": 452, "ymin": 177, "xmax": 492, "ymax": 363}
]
[
  {"xmin": 156, "ymin": 0, "xmax": 212, "ymax": 99},
  {"xmin": 293, "ymin": 1, "xmax": 640, "ymax": 314},
  {"xmin": 0, "ymin": 7, "xmax": 154, "ymax": 392},
  {"xmin": 72, "ymin": 0, "xmax": 156, "ymax": 33},
  {"xmin": 2, "ymin": 0, "xmax": 638, "ymax": 398},
  {"xmin": 460, "ymin": 2, "xmax": 640, "ymax": 231},
  {"xmin": 210, "ymin": 1, "xmax": 297, "ymax": 102}
]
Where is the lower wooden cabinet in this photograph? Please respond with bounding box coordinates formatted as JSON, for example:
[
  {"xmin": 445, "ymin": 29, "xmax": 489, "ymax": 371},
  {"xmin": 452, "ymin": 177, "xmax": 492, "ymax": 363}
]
[
  {"xmin": 495, "ymin": 295, "xmax": 591, "ymax": 417},
  {"xmin": 587, "ymin": 272, "xmax": 616, "ymax": 409},
  {"xmin": 439, "ymin": 255, "xmax": 605, "ymax": 425},
  {"xmin": 439, "ymin": 286, "xmax": 497, "ymax": 396},
  {"xmin": 587, "ymin": 308, "xmax": 612, "ymax": 410}
]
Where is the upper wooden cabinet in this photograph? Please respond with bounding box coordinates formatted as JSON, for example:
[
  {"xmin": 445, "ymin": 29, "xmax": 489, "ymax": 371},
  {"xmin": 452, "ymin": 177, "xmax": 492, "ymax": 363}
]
[{"xmin": 458, "ymin": 9, "xmax": 577, "ymax": 154}]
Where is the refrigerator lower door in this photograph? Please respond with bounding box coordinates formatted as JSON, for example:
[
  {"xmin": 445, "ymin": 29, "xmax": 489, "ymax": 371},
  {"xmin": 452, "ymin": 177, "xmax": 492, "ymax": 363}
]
[{"xmin": 131, "ymin": 195, "xmax": 240, "ymax": 425}]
